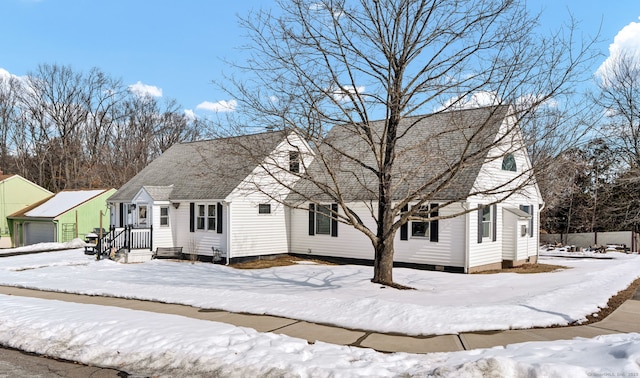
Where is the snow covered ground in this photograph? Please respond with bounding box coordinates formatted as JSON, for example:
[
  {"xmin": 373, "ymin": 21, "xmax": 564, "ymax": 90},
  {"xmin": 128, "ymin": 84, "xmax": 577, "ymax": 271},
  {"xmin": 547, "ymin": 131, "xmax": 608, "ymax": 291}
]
[{"xmin": 0, "ymin": 242, "xmax": 639, "ymax": 377}]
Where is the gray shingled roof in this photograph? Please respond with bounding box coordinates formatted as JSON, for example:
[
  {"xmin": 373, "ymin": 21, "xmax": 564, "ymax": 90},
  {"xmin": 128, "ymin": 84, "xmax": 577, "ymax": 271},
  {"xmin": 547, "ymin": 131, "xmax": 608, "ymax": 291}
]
[
  {"xmin": 109, "ymin": 131, "xmax": 290, "ymax": 202},
  {"xmin": 142, "ymin": 186, "xmax": 174, "ymax": 201},
  {"xmin": 289, "ymin": 106, "xmax": 509, "ymax": 202}
]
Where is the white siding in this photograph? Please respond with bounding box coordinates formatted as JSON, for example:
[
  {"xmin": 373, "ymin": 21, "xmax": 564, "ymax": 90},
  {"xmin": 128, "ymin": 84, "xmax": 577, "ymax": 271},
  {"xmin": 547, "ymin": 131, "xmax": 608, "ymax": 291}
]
[
  {"xmin": 289, "ymin": 203, "xmax": 373, "ymax": 260},
  {"xmin": 229, "ymin": 197, "xmax": 289, "ymax": 258},
  {"xmin": 173, "ymin": 202, "xmax": 226, "ymax": 257},
  {"xmin": 225, "ymin": 131, "xmax": 313, "ymax": 259},
  {"xmin": 132, "ymin": 190, "xmax": 153, "ymax": 228},
  {"xmin": 501, "ymin": 210, "xmax": 532, "ymax": 262},
  {"xmin": 502, "ymin": 209, "xmax": 517, "ymax": 261},
  {"xmin": 395, "ymin": 203, "xmax": 466, "ymax": 267},
  {"xmin": 467, "ymin": 199, "xmax": 539, "ymax": 269},
  {"xmin": 151, "ymin": 203, "xmax": 174, "ymax": 248},
  {"xmin": 466, "ymin": 115, "xmax": 542, "ymax": 269},
  {"xmin": 515, "ymin": 219, "xmax": 532, "ymax": 261},
  {"xmin": 290, "ymin": 202, "xmax": 467, "ymax": 267},
  {"xmin": 466, "ymin": 203, "xmax": 502, "ymax": 269}
]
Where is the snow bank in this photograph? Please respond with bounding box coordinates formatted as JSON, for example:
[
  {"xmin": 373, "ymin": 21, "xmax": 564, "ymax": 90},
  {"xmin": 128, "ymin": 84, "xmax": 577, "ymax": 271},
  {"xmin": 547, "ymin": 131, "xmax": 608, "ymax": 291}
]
[{"xmin": 0, "ymin": 294, "xmax": 639, "ymax": 377}]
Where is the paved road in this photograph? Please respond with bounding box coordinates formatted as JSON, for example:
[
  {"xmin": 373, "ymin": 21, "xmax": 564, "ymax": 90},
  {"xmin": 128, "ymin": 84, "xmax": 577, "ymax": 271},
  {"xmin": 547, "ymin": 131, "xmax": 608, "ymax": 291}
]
[{"xmin": 0, "ymin": 346, "xmax": 126, "ymax": 377}]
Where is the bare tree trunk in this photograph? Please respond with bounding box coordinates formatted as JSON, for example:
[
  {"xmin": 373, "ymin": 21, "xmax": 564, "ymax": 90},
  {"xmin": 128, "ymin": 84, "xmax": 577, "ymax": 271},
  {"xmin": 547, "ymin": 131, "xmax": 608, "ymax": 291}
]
[{"xmin": 373, "ymin": 236, "xmax": 394, "ymax": 285}]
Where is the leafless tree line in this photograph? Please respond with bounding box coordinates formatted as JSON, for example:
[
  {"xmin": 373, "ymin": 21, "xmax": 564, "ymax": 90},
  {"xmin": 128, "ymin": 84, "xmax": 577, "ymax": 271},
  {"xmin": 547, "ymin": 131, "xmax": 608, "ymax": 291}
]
[
  {"xmin": 541, "ymin": 52, "xmax": 640, "ymax": 234},
  {"xmin": 0, "ymin": 63, "xmax": 206, "ymax": 192}
]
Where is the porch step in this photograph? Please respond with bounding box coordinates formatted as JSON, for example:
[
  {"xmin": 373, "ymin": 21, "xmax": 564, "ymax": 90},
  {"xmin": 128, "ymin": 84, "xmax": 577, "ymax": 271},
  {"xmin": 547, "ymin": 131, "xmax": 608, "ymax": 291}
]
[{"xmin": 113, "ymin": 249, "xmax": 153, "ymax": 263}]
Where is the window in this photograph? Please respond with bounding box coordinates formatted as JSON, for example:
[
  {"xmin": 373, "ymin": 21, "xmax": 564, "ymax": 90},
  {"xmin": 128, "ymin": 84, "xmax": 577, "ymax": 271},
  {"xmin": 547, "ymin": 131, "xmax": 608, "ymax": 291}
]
[
  {"xmin": 519, "ymin": 204, "xmax": 534, "ymax": 238},
  {"xmin": 160, "ymin": 206, "xmax": 169, "ymax": 226},
  {"xmin": 138, "ymin": 205, "xmax": 147, "ymax": 225},
  {"xmin": 289, "ymin": 151, "xmax": 300, "ymax": 173},
  {"xmin": 197, "ymin": 205, "xmax": 206, "ymax": 230},
  {"xmin": 482, "ymin": 206, "xmax": 492, "ymax": 238},
  {"xmin": 195, "ymin": 204, "xmax": 217, "ymax": 231},
  {"xmin": 502, "ymin": 153, "xmax": 517, "ymax": 171},
  {"xmin": 521, "ymin": 224, "xmax": 528, "ymax": 237},
  {"xmin": 316, "ymin": 204, "xmax": 331, "ymax": 234},
  {"xmin": 207, "ymin": 204, "xmax": 216, "ymax": 231},
  {"xmin": 411, "ymin": 205, "xmax": 430, "ymax": 238},
  {"xmin": 258, "ymin": 203, "xmax": 271, "ymax": 214},
  {"xmin": 309, "ymin": 203, "xmax": 338, "ymax": 237},
  {"xmin": 190, "ymin": 202, "xmax": 222, "ymax": 234},
  {"xmin": 125, "ymin": 204, "xmax": 134, "ymax": 225}
]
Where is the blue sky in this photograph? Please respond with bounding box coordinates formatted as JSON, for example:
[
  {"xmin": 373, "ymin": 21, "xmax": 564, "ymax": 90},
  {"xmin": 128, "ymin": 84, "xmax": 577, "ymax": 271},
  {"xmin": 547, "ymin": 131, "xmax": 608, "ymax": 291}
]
[{"xmin": 1, "ymin": 0, "xmax": 639, "ymax": 118}]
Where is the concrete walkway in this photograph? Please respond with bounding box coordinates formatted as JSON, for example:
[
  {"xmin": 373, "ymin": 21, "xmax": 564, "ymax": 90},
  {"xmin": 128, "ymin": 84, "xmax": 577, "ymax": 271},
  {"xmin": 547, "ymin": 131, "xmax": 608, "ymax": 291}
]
[{"xmin": 1, "ymin": 285, "xmax": 639, "ymax": 354}]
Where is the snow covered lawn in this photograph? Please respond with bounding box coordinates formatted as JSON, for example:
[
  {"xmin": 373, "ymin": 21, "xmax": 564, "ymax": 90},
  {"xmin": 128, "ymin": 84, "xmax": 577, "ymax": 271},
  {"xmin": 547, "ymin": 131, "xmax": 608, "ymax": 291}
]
[
  {"xmin": 1, "ymin": 246, "xmax": 639, "ymax": 335},
  {"xmin": 1, "ymin": 244, "xmax": 640, "ymax": 377}
]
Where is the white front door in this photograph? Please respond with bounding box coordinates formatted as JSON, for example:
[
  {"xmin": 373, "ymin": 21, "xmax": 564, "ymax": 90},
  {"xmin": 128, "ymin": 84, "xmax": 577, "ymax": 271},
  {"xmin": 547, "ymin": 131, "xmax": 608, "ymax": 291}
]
[{"xmin": 136, "ymin": 204, "xmax": 149, "ymax": 227}]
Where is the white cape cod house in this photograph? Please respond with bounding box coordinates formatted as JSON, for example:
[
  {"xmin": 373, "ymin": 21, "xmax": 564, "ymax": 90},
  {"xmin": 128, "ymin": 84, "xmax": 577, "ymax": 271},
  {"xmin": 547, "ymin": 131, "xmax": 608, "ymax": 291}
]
[
  {"xmin": 106, "ymin": 130, "xmax": 313, "ymax": 262},
  {"xmin": 107, "ymin": 106, "xmax": 542, "ymax": 272},
  {"xmin": 287, "ymin": 106, "xmax": 542, "ymax": 273}
]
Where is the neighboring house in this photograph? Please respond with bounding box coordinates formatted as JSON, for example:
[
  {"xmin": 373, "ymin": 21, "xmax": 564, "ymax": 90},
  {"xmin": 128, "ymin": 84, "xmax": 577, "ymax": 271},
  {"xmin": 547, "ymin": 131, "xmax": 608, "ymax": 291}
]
[
  {"xmin": 8, "ymin": 189, "xmax": 116, "ymax": 247},
  {"xmin": 107, "ymin": 106, "xmax": 542, "ymax": 272},
  {"xmin": 287, "ymin": 106, "xmax": 541, "ymax": 272},
  {"xmin": 106, "ymin": 131, "xmax": 313, "ymax": 262},
  {"xmin": 0, "ymin": 172, "xmax": 53, "ymax": 248}
]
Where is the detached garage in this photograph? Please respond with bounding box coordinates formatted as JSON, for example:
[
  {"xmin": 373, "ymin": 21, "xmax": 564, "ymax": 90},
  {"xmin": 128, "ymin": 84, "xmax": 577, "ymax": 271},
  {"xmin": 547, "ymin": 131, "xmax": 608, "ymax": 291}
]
[
  {"xmin": 24, "ymin": 222, "xmax": 56, "ymax": 245},
  {"xmin": 8, "ymin": 189, "xmax": 116, "ymax": 247}
]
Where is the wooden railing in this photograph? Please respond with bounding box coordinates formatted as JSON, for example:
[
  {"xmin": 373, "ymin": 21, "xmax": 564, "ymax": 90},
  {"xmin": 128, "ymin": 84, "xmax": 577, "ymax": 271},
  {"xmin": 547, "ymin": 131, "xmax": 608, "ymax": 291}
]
[{"xmin": 96, "ymin": 225, "xmax": 153, "ymax": 259}]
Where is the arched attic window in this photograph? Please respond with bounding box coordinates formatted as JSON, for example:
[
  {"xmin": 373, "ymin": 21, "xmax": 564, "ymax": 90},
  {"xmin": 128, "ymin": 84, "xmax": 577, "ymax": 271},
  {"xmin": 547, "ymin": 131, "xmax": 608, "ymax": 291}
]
[{"xmin": 502, "ymin": 153, "xmax": 517, "ymax": 172}]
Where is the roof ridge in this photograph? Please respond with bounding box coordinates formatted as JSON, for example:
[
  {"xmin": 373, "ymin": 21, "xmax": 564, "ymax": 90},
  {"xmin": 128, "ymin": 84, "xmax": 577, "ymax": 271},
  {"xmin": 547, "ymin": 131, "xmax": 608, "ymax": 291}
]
[{"xmin": 176, "ymin": 129, "xmax": 288, "ymax": 146}]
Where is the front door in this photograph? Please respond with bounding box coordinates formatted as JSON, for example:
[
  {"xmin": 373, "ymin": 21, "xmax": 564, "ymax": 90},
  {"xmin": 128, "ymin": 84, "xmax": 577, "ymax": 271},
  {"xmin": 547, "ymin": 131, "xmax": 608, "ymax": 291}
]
[{"xmin": 136, "ymin": 204, "xmax": 149, "ymax": 227}]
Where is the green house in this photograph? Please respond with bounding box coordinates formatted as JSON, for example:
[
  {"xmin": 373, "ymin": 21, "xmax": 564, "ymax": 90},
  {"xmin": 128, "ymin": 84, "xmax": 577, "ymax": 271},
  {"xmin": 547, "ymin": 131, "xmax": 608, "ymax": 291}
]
[
  {"xmin": 0, "ymin": 173, "xmax": 53, "ymax": 248},
  {"xmin": 8, "ymin": 188, "xmax": 116, "ymax": 247}
]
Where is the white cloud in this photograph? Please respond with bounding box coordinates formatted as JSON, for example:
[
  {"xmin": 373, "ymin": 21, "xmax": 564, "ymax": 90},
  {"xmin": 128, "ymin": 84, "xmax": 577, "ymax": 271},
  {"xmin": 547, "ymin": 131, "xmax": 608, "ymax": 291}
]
[
  {"xmin": 0, "ymin": 68, "xmax": 24, "ymax": 82},
  {"xmin": 196, "ymin": 100, "xmax": 237, "ymax": 112},
  {"xmin": 438, "ymin": 90, "xmax": 501, "ymax": 111},
  {"xmin": 0, "ymin": 68, "xmax": 11, "ymax": 80},
  {"xmin": 330, "ymin": 85, "xmax": 365, "ymax": 102},
  {"xmin": 184, "ymin": 109, "xmax": 196, "ymax": 121},
  {"xmin": 128, "ymin": 81, "xmax": 163, "ymax": 98},
  {"xmin": 0, "ymin": 68, "xmax": 26, "ymax": 91},
  {"xmin": 438, "ymin": 91, "xmax": 558, "ymax": 113},
  {"xmin": 515, "ymin": 94, "xmax": 558, "ymax": 110},
  {"xmin": 596, "ymin": 17, "xmax": 640, "ymax": 77}
]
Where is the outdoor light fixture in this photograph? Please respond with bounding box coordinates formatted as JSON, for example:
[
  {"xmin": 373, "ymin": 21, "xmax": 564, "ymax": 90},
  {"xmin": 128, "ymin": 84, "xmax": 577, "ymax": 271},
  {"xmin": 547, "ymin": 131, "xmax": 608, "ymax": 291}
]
[{"xmin": 173, "ymin": 202, "xmax": 180, "ymax": 209}]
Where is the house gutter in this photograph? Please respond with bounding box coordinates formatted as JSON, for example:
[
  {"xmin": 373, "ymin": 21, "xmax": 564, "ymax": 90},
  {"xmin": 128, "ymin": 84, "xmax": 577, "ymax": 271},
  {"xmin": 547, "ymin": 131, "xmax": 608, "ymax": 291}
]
[
  {"xmin": 462, "ymin": 201, "xmax": 470, "ymax": 274},
  {"xmin": 537, "ymin": 201, "xmax": 546, "ymax": 260}
]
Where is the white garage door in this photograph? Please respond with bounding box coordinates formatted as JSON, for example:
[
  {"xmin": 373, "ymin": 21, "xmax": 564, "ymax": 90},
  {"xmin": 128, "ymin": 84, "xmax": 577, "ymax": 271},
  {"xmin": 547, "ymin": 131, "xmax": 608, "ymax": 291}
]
[{"xmin": 25, "ymin": 222, "xmax": 56, "ymax": 245}]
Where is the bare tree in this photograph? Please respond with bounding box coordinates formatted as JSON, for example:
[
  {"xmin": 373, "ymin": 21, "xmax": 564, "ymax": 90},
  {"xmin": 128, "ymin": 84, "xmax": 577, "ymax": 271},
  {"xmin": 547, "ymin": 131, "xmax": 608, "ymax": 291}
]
[
  {"xmin": 80, "ymin": 68, "xmax": 128, "ymax": 188},
  {"xmin": 596, "ymin": 51, "xmax": 640, "ymax": 168},
  {"xmin": 0, "ymin": 73, "xmax": 21, "ymax": 172},
  {"xmin": 592, "ymin": 51, "xmax": 640, "ymax": 232},
  {"xmin": 153, "ymin": 99, "xmax": 202, "ymax": 154},
  {"xmin": 17, "ymin": 64, "xmax": 92, "ymax": 190},
  {"xmin": 4, "ymin": 63, "xmax": 199, "ymax": 191},
  {"xmin": 219, "ymin": 0, "xmax": 598, "ymax": 286}
]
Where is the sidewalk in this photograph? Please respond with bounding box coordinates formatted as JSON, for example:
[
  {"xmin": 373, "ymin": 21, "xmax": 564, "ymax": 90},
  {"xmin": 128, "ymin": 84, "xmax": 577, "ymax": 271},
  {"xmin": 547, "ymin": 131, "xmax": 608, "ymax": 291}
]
[{"xmin": 1, "ymin": 285, "xmax": 639, "ymax": 354}]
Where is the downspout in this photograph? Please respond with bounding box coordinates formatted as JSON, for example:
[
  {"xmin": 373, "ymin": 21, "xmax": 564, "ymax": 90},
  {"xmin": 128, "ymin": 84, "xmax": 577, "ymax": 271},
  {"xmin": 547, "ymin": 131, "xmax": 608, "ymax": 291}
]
[
  {"xmin": 287, "ymin": 205, "xmax": 292, "ymax": 256},
  {"xmin": 225, "ymin": 202, "xmax": 231, "ymax": 265},
  {"xmin": 1, "ymin": 180, "xmax": 5, "ymax": 237},
  {"xmin": 462, "ymin": 201, "xmax": 470, "ymax": 273},
  {"xmin": 53, "ymin": 219, "xmax": 59, "ymax": 242}
]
